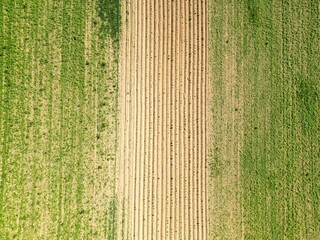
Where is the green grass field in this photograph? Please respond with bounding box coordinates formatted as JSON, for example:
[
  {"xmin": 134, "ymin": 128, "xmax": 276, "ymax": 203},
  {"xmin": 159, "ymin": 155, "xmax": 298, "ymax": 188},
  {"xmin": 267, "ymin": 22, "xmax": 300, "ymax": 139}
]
[
  {"xmin": 208, "ymin": 0, "xmax": 319, "ymax": 239},
  {"xmin": 0, "ymin": 0, "xmax": 120, "ymax": 238}
]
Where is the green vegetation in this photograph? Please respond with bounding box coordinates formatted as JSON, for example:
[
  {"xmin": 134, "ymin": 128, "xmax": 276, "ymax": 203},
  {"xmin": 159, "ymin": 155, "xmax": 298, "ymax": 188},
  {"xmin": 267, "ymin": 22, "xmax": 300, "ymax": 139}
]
[
  {"xmin": 106, "ymin": 197, "xmax": 118, "ymax": 240},
  {"xmin": 0, "ymin": 0, "xmax": 120, "ymax": 239},
  {"xmin": 97, "ymin": 0, "xmax": 121, "ymax": 51},
  {"xmin": 209, "ymin": 0, "xmax": 319, "ymax": 239}
]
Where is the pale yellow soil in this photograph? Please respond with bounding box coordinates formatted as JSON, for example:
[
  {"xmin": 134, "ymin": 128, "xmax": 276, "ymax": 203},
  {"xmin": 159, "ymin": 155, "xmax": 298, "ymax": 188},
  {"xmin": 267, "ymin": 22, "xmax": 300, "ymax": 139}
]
[{"xmin": 117, "ymin": 0, "xmax": 208, "ymax": 239}]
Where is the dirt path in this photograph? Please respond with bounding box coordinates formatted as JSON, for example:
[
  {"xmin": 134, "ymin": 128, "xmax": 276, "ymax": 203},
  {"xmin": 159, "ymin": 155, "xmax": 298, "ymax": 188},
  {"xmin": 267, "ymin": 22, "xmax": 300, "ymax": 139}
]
[{"xmin": 117, "ymin": 0, "xmax": 208, "ymax": 239}]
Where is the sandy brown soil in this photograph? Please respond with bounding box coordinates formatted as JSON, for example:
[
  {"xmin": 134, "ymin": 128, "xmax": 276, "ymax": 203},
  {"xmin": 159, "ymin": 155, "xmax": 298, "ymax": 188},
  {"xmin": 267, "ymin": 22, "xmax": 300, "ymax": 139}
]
[{"xmin": 117, "ymin": 0, "xmax": 208, "ymax": 239}]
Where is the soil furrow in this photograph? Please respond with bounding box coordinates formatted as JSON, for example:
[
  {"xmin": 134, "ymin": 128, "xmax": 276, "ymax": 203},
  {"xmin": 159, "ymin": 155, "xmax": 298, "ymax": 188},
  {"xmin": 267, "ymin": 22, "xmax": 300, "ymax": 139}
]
[
  {"xmin": 117, "ymin": 1, "xmax": 207, "ymax": 238},
  {"xmin": 164, "ymin": 0, "xmax": 170, "ymax": 238}
]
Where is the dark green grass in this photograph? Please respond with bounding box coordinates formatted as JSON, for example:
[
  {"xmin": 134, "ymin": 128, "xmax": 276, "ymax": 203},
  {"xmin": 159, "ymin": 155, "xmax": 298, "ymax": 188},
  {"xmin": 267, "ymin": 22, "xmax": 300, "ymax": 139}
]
[{"xmin": 97, "ymin": 0, "xmax": 121, "ymax": 52}]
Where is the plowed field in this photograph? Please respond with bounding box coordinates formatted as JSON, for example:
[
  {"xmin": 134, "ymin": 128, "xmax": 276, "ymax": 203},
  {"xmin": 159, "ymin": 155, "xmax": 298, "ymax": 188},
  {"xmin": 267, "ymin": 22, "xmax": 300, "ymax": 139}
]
[{"xmin": 117, "ymin": 0, "xmax": 207, "ymax": 239}]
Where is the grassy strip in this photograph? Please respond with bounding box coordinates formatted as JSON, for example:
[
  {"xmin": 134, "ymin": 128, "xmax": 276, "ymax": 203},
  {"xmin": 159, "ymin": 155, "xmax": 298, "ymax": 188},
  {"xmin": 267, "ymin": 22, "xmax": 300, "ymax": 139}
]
[
  {"xmin": 96, "ymin": 0, "xmax": 121, "ymax": 238},
  {"xmin": 0, "ymin": 2, "xmax": 4, "ymax": 233},
  {"xmin": 209, "ymin": 0, "xmax": 319, "ymax": 238},
  {"xmin": 59, "ymin": 0, "xmax": 86, "ymax": 238},
  {"xmin": 0, "ymin": 0, "xmax": 121, "ymax": 238},
  {"xmin": 240, "ymin": 0, "xmax": 319, "ymax": 238},
  {"xmin": 0, "ymin": 1, "xmax": 14, "ymax": 237}
]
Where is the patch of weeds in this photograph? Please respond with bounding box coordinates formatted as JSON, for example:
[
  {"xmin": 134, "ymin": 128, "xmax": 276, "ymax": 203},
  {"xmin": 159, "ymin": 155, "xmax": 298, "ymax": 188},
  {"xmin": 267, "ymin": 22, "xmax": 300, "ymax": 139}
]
[
  {"xmin": 105, "ymin": 197, "xmax": 117, "ymax": 240},
  {"xmin": 295, "ymin": 74, "xmax": 319, "ymax": 133},
  {"xmin": 97, "ymin": 0, "xmax": 121, "ymax": 51},
  {"xmin": 246, "ymin": 0, "xmax": 258, "ymax": 26},
  {"xmin": 98, "ymin": 122, "xmax": 107, "ymax": 132}
]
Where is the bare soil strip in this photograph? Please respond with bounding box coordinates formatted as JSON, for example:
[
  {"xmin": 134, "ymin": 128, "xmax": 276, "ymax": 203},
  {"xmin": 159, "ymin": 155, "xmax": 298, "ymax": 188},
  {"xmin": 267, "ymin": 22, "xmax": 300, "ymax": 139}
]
[{"xmin": 117, "ymin": 0, "xmax": 208, "ymax": 239}]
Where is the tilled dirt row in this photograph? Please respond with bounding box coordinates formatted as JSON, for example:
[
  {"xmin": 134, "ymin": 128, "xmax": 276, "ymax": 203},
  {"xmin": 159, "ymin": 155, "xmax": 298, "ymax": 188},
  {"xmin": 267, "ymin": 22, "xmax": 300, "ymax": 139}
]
[{"xmin": 117, "ymin": 0, "xmax": 208, "ymax": 239}]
